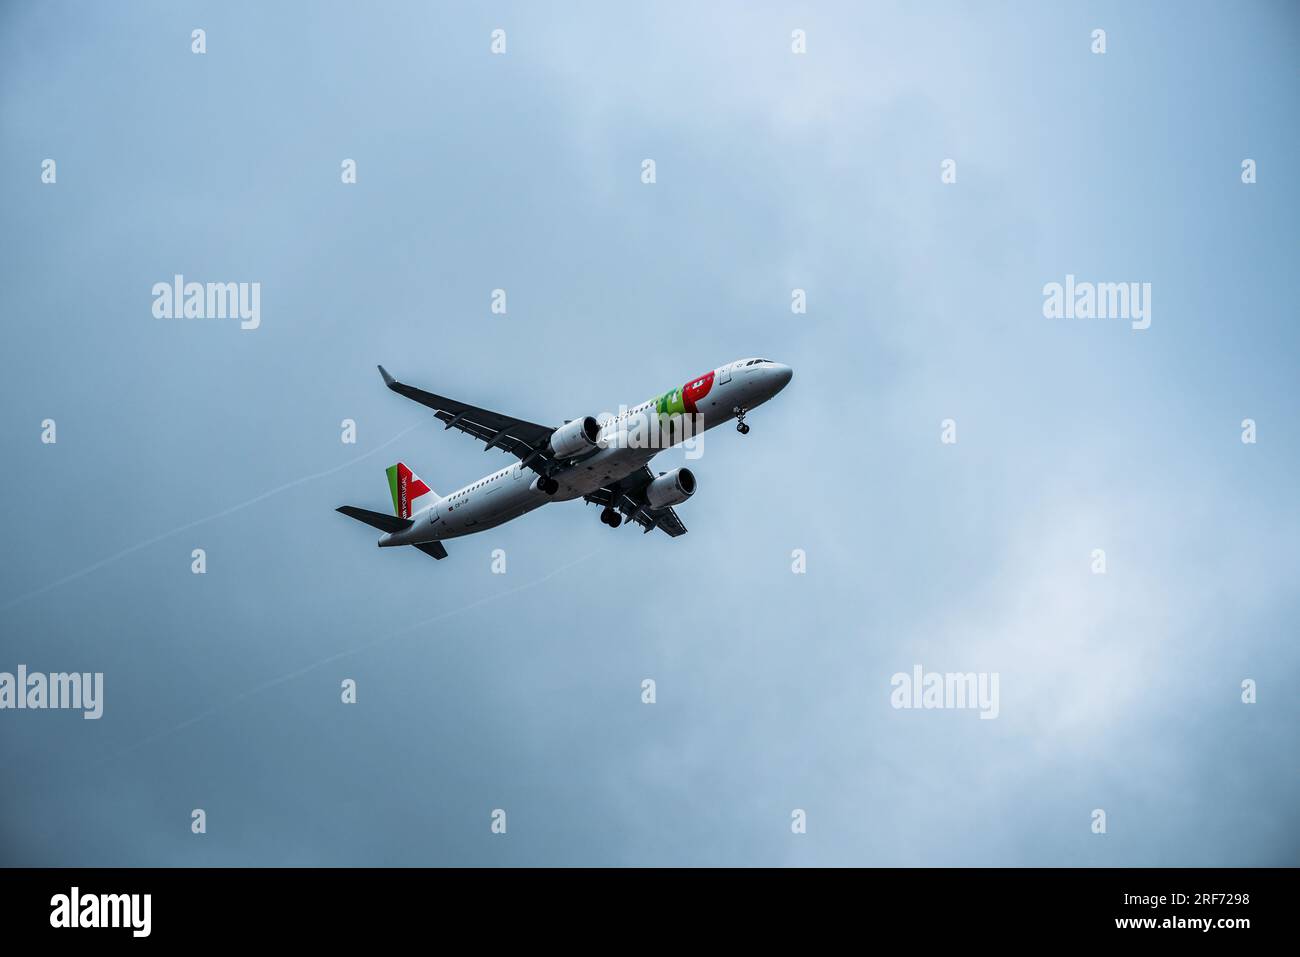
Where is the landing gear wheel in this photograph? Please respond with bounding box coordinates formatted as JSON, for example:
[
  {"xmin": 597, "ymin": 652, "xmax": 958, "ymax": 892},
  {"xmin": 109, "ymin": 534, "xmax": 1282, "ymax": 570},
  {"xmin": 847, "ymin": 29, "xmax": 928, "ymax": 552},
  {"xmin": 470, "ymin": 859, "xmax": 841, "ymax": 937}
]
[
  {"xmin": 601, "ymin": 508, "xmax": 622, "ymax": 528},
  {"xmin": 734, "ymin": 406, "xmax": 749, "ymax": 434},
  {"xmin": 541, "ymin": 476, "xmax": 559, "ymax": 495}
]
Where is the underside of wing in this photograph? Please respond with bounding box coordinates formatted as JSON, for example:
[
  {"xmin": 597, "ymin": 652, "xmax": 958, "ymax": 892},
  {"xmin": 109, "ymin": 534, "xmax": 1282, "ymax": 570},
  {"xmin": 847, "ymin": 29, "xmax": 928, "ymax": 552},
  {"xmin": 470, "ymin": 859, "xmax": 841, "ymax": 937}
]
[
  {"xmin": 583, "ymin": 466, "xmax": 689, "ymax": 538},
  {"xmin": 378, "ymin": 366, "xmax": 557, "ymax": 473},
  {"xmin": 647, "ymin": 506, "xmax": 688, "ymax": 537}
]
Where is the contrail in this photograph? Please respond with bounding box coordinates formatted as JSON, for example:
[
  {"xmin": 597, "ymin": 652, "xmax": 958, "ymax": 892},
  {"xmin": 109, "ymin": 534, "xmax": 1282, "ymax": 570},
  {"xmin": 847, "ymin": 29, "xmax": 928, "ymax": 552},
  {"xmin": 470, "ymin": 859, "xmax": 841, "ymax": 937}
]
[
  {"xmin": 90, "ymin": 546, "xmax": 607, "ymax": 767},
  {"xmin": 0, "ymin": 421, "xmax": 426, "ymax": 612}
]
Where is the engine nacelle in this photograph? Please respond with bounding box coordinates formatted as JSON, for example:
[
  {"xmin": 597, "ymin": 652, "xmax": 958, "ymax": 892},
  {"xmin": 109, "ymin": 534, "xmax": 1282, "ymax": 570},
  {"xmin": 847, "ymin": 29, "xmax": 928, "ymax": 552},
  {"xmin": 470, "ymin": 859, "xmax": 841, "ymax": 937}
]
[
  {"xmin": 548, "ymin": 416, "xmax": 601, "ymax": 459},
  {"xmin": 645, "ymin": 467, "xmax": 696, "ymax": 508}
]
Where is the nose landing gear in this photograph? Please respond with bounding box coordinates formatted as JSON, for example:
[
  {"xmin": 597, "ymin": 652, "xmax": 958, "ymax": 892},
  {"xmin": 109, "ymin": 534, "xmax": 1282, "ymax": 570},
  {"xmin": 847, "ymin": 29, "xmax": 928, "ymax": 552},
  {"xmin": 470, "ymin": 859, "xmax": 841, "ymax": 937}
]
[
  {"xmin": 600, "ymin": 507, "xmax": 622, "ymax": 527},
  {"xmin": 734, "ymin": 406, "xmax": 750, "ymax": 434}
]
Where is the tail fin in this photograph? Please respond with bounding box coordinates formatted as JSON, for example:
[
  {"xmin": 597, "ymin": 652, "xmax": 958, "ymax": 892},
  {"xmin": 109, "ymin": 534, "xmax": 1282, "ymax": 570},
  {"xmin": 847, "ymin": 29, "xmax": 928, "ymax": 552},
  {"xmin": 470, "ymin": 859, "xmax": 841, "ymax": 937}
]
[{"xmin": 386, "ymin": 462, "xmax": 435, "ymax": 519}]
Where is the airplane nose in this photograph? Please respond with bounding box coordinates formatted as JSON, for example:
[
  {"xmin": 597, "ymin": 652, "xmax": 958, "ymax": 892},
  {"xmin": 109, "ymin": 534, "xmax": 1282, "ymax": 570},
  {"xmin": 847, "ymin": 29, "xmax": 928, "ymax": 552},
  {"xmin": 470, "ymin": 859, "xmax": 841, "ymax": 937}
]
[{"xmin": 773, "ymin": 364, "xmax": 793, "ymax": 391}]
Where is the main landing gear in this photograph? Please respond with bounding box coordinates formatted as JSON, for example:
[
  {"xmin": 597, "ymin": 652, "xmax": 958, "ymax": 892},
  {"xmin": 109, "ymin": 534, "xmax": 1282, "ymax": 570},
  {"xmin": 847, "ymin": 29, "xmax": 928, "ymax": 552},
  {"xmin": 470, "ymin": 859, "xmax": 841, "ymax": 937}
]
[
  {"xmin": 734, "ymin": 406, "xmax": 750, "ymax": 435},
  {"xmin": 539, "ymin": 476, "xmax": 560, "ymax": 495},
  {"xmin": 600, "ymin": 507, "xmax": 622, "ymax": 528}
]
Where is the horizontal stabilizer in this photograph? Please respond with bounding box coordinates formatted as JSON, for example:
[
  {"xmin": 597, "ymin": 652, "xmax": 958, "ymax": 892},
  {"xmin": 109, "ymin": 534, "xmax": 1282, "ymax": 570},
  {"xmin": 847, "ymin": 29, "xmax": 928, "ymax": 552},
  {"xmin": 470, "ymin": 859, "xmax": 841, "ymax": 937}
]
[
  {"xmin": 414, "ymin": 541, "xmax": 449, "ymax": 560},
  {"xmin": 337, "ymin": 506, "xmax": 413, "ymax": 534}
]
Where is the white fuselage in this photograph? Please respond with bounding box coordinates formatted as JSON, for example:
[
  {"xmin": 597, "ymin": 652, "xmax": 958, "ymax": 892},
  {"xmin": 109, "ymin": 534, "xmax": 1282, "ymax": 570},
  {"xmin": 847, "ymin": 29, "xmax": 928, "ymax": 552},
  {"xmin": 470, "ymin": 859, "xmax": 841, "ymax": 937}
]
[{"xmin": 380, "ymin": 358, "xmax": 792, "ymax": 547}]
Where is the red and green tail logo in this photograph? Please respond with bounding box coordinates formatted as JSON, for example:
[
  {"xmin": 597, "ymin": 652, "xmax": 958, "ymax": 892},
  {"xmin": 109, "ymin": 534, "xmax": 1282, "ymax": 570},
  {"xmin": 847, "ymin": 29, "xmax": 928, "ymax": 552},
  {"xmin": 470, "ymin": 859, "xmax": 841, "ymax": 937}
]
[{"xmin": 386, "ymin": 462, "xmax": 432, "ymax": 518}]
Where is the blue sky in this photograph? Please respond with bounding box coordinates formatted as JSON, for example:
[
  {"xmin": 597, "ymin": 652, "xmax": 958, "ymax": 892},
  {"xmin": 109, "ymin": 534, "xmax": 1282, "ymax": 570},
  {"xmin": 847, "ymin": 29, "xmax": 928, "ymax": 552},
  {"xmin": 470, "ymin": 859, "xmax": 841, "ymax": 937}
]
[{"xmin": 1, "ymin": 1, "xmax": 1296, "ymax": 865}]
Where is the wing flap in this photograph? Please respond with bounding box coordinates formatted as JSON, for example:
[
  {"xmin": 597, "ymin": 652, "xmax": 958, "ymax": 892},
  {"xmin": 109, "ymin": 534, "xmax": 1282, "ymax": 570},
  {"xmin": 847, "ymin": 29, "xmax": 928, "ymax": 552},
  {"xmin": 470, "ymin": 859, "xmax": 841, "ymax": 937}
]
[{"xmin": 649, "ymin": 507, "xmax": 688, "ymax": 537}]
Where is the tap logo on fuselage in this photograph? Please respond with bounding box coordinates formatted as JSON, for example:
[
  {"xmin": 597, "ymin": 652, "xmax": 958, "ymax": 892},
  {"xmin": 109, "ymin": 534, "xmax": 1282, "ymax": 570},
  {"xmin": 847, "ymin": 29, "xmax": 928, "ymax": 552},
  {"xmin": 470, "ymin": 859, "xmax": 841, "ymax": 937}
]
[{"xmin": 658, "ymin": 370, "xmax": 715, "ymax": 415}]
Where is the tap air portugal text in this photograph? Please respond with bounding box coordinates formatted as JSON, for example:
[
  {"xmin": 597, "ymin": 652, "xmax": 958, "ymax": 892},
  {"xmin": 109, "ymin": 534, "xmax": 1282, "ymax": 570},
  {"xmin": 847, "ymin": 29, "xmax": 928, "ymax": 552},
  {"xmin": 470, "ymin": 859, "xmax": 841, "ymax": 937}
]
[{"xmin": 337, "ymin": 359, "xmax": 794, "ymax": 560}]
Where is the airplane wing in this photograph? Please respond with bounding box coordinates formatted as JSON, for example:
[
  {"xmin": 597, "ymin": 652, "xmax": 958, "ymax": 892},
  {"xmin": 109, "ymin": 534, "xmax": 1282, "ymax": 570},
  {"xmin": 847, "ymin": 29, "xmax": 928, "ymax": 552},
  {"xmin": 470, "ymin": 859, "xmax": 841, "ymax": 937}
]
[
  {"xmin": 583, "ymin": 466, "xmax": 689, "ymax": 538},
  {"xmin": 378, "ymin": 366, "xmax": 557, "ymax": 473}
]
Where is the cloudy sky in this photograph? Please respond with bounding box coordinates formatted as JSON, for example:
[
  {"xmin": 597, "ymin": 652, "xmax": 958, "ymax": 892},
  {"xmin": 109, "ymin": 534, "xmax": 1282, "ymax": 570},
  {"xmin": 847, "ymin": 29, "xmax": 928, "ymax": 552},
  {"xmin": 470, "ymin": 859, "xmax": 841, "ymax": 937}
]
[{"xmin": 1, "ymin": 1, "xmax": 1296, "ymax": 865}]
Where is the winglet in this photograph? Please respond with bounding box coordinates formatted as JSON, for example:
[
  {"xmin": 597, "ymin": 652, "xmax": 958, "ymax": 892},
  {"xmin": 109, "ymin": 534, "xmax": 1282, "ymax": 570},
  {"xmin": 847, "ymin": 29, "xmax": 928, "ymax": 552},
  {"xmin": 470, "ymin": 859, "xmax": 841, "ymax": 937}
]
[{"xmin": 377, "ymin": 365, "xmax": 396, "ymax": 388}]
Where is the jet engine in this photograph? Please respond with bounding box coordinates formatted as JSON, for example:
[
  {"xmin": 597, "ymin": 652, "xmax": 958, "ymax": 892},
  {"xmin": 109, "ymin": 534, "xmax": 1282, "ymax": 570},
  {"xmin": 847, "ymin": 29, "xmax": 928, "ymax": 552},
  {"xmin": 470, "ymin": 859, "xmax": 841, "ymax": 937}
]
[
  {"xmin": 645, "ymin": 467, "xmax": 696, "ymax": 508},
  {"xmin": 548, "ymin": 416, "xmax": 601, "ymax": 459}
]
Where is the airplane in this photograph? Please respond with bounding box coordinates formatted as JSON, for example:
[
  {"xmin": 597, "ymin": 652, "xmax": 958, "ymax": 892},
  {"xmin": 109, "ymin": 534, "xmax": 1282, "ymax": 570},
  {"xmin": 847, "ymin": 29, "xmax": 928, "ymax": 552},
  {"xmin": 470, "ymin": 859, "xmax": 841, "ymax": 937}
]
[{"xmin": 337, "ymin": 358, "xmax": 794, "ymax": 560}]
